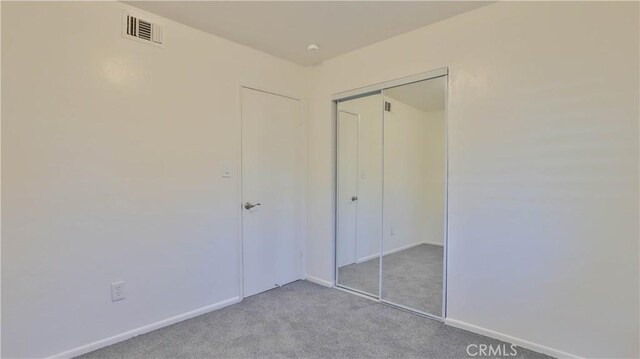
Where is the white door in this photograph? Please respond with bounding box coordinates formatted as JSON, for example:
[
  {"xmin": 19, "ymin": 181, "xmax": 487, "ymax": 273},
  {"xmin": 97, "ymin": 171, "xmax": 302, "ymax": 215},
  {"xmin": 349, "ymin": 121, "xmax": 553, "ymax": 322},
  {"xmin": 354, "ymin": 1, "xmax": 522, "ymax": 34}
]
[
  {"xmin": 241, "ymin": 87, "xmax": 304, "ymax": 298},
  {"xmin": 336, "ymin": 110, "xmax": 359, "ymax": 268}
]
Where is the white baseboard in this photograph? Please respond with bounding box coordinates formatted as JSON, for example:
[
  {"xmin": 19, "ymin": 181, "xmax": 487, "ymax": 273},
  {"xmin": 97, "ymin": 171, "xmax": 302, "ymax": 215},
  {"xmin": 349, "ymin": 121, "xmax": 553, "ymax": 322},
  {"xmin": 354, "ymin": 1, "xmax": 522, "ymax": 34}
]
[
  {"xmin": 356, "ymin": 253, "xmax": 378, "ymax": 263},
  {"xmin": 305, "ymin": 274, "xmax": 334, "ymax": 288},
  {"xmin": 47, "ymin": 296, "xmax": 242, "ymax": 359},
  {"xmin": 445, "ymin": 318, "xmax": 582, "ymax": 359},
  {"xmin": 422, "ymin": 240, "xmax": 444, "ymax": 247},
  {"xmin": 356, "ymin": 241, "xmax": 442, "ymax": 263}
]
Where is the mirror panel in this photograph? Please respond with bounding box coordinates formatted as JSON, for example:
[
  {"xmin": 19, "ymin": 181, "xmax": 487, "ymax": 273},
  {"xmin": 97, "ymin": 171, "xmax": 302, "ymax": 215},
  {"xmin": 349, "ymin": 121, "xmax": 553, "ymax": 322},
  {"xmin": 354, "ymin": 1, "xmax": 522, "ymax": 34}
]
[
  {"xmin": 336, "ymin": 93, "xmax": 383, "ymax": 297},
  {"xmin": 381, "ymin": 77, "xmax": 446, "ymax": 316}
]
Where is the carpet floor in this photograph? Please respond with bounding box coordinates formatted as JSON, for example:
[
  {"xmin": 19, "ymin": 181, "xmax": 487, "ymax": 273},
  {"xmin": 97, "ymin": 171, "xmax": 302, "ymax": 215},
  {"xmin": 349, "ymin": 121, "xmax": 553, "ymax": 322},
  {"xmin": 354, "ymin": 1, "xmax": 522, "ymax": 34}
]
[
  {"xmin": 337, "ymin": 254, "xmax": 380, "ymax": 296},
  {"xmin": 78, "ymin": 281, "xmax": 551, "ymax": 359},
  {"xmin": 382, "ymin": 244, "xmax": 443, "ymax": 315},
  {"xmin": 338, "ymin": 244, "xmax": 443, "ymax": 315}
]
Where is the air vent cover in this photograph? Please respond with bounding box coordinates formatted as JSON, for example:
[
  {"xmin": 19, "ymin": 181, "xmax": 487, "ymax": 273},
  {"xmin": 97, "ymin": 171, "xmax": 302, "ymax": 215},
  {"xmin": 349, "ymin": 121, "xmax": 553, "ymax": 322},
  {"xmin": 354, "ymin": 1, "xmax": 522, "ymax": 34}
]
[
  {"xmin": 384, "ymin": 101, "xmax": 392, "ymax": 112},
  {"xmin": 123, "ymin": 13, "xmax": 163, "ymax": 47}
]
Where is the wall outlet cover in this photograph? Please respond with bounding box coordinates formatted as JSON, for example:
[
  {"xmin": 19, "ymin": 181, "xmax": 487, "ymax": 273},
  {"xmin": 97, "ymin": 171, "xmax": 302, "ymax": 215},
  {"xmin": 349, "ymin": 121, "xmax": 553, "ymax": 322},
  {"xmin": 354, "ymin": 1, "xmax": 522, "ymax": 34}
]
[{"xmin": 111, "ymin": 281, "xmax": 125, "ymax": 302}]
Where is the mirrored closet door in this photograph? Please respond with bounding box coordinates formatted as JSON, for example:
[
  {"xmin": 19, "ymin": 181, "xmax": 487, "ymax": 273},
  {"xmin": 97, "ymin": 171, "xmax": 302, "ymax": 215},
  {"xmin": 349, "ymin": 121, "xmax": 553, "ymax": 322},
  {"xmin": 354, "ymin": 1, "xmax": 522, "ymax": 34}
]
[
  {"xmin": 335, "ymin": 70, "xmax": 447, "ymax": 318},
  {"xmin": 336, "ymin": 92, "xmax": 383, "ymax": 297},
  {"xmin": 381, "ymin": 76, "xmax": 446, "ymax": 317}
]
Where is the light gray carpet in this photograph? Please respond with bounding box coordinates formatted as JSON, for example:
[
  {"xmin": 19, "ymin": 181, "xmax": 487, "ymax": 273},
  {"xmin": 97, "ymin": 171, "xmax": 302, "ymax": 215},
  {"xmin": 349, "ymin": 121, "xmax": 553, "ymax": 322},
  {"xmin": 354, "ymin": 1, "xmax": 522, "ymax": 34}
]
[
  {"xmin": 338, "ymin": 244, "xmax": 443, "ymax": 315},
  {"xmin": 382, "ymin": 244, "xmax": 443, "ymax": 315},
  {"xmin": 337, "ymin": 256, "xmax": 380, "ymax": 296},
  {"xmin": 77, "ymin": 281, "xmax": 552, "ymax": 359}
]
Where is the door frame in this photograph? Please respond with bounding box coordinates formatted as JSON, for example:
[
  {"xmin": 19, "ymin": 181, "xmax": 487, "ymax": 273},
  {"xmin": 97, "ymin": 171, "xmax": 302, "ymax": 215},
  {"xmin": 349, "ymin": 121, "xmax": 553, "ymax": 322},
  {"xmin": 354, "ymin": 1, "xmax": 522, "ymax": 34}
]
[
  {"xmin": 331, "ymin": 67, "xmax": 449, "ymax": 320},
  {"xmin": 238, "ymin": 84, "xmax": 306, "ymax": 301}
]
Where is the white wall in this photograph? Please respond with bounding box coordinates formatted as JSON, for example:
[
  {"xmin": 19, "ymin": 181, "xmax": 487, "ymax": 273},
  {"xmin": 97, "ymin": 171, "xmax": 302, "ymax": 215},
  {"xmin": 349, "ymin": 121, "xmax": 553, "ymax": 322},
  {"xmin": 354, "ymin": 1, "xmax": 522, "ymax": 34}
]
[
  {"xmin": 1, "ymin": 2, "xmax": 309, "ymax": 358},
  {"xmin": 383, "ymin": 98, "xmax": 444, "ymax": 251},
  {"xmin": 422, "ymin": 110, "xmax": 445, "ymax": 246},
  {"xmin": 306, "ymin": 2, "xmax": 639, "ymax": 358}
]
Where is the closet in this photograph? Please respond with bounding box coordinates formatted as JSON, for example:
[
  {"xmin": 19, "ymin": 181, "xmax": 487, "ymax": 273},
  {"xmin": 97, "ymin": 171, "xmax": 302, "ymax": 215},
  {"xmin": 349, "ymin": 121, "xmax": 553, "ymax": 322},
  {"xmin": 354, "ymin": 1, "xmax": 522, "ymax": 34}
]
[{"xmin": 334, "ymin": 70, "xmax": 447, "ymax": 319}]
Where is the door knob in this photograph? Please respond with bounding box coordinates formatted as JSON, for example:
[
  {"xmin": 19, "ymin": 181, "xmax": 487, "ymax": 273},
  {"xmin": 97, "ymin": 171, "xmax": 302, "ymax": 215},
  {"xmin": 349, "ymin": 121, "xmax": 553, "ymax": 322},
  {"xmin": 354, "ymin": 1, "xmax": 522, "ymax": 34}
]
[
  {"xmin": 244, "ymin": 202, "xmax": 261, "ymax": 210},
  {"xmin": 351, "ymin": 196, "xmax": 358, "ymax": 202}
]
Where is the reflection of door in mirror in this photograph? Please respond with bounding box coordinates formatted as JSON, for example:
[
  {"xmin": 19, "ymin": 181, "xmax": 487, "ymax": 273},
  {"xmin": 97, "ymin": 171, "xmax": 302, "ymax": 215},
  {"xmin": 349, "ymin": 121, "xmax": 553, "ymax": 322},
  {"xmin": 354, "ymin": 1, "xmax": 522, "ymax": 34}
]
[
  {"xmin": 336, "ymin": 93, "xmax": 383, "ymax": 297},
  {"xmin": 336, "ymin": 110, "xmax": 358, "ymax": 268},
  {"xmin": 381, "ymin": 76, "xmax": 446, "ymax": 317}
]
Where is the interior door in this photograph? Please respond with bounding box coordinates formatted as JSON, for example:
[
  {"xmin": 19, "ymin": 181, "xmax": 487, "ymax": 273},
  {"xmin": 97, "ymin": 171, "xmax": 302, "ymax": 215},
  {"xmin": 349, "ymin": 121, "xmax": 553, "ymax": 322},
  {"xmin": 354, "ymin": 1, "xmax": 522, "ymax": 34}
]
[
  {"xmin": 335, "ymin": 93, "xmax": 383, "ymax": 297},
  {"xmin": 336, "ymin": 110, "xmax": 359, "ymax": 268},
  {"xmin": 241, "ymin": 87, "xmax": 304, "ymax": 298}
]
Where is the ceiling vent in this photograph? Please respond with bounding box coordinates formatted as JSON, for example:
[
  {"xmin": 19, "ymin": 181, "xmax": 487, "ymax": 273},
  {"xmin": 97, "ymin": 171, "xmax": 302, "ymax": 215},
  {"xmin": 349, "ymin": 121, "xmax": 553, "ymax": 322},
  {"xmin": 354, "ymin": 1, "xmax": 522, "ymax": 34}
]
[{"xmin": 123, "ymin": 12, "xmax": 163, "ymax": 47}]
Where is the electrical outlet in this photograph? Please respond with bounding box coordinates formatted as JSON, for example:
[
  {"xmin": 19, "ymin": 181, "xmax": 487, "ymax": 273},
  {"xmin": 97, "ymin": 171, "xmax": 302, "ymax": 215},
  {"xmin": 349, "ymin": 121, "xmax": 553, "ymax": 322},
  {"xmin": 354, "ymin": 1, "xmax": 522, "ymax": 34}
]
[{"xmin": 111, "ymin": 281, "xmax": 125, "ymax": 302}]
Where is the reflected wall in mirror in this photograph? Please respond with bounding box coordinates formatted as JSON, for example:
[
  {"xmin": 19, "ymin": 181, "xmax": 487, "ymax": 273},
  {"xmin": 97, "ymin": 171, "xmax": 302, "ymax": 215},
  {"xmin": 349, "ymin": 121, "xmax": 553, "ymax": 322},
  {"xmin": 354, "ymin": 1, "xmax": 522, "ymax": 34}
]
[
  {"xmin": 381, "ymin": 76, "xmax": 446, "ymax": 316},
  {"xmin": 336, "ymin": 93, "xmax": 383, "ymax": 297}
]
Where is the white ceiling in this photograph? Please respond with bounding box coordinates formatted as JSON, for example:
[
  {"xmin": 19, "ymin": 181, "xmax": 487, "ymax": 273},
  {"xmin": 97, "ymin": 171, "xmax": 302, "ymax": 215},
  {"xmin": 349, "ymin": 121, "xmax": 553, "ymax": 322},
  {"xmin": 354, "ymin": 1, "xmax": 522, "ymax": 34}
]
[
  {"xmin": 385, "ymin": 77, "xmax": 446, "ymax": 112},
  {"xmin": 124, "ymin": 1, "xmax": 492, "ymax": 66}
]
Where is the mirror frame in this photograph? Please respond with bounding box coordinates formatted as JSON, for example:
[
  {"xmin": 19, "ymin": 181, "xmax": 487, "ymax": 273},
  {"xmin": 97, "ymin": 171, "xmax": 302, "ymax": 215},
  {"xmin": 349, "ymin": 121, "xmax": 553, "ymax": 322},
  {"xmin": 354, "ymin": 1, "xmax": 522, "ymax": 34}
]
[{"xmin": 332, "ymin": 67, "xmax": 449, "ymax": 320}]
